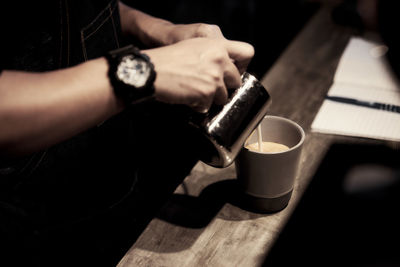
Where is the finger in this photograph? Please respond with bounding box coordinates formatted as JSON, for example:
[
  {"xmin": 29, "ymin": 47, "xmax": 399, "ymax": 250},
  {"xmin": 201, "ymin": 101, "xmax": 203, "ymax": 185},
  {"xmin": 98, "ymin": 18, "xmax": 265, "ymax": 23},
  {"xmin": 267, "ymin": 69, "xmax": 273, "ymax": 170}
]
[
  {"xmin": 213, "ymin": 83, "xmax": 228, "ymax": 106},
  {"xmin": 224, "ymin": 40, "xmax": 255, "ymax": 73},
  {"xmin": 187, "ymin": 89, "xmax": 215, "ymax": 114},
  {"xmin": 207, "ymin": 24, "xmax": 225, "ymax": 39},
  {"xmin": 196, "ymin": 24, "xmax": 225, "ymax": 39},
  {"xmin": 223, "ymin": 59, "xmax": 242, "ymax": 89},
  {"xmin": 189, "ymin": 100, "xmax": 212, "ymax": 114}
]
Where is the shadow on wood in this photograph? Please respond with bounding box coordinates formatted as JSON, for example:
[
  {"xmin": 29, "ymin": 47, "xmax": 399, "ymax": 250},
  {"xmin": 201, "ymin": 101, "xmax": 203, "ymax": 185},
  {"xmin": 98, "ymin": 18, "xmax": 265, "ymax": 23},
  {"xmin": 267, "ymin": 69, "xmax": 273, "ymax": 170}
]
[{"xmin": 157, "ymin": 179, "xmax": 274, "ymax": 229}]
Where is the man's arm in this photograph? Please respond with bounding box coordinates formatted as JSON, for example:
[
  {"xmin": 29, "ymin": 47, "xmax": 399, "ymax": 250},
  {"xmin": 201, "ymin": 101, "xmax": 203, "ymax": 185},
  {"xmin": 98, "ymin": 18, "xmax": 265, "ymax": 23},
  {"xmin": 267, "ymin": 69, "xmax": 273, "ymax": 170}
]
[
  {"xmin": 0, "ymin": 2, "xmax": 254, "ymax": 158},
  {"xmin": 118, "ymin": 1, "xmax": 226, "ymax": 47},
  {"xmin": 0, "ymin": 58, "xmax": 123, "ymax": 158}
]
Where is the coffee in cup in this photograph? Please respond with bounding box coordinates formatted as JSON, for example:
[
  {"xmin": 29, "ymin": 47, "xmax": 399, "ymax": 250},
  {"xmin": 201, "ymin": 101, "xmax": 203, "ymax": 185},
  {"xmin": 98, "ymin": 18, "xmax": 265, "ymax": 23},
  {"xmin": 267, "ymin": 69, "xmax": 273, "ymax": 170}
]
[{"xmin": 245, "ymin": 141, "xmax": 289, "ymax": 153}]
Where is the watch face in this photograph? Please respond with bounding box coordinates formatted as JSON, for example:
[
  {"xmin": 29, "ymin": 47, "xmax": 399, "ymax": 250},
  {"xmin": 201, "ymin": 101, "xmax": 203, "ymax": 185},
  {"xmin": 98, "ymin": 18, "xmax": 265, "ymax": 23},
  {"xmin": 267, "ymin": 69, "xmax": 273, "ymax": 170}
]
[{"xmin": 116, "ymin": 55, "xmax": 151, "ymax": 88}]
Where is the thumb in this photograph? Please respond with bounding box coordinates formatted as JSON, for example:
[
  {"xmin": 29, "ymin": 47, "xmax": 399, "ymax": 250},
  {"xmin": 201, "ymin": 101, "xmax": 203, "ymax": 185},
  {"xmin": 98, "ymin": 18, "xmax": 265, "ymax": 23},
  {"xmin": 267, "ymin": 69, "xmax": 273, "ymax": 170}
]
[{"xmin": 224, "ymin": 40, "xmax": 255, "ymax": 73}]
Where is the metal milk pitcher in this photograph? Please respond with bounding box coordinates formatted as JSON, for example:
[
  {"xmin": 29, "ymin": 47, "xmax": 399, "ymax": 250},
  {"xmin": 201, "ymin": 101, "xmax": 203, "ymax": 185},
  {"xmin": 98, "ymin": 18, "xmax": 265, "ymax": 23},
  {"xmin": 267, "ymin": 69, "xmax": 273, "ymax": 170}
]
[{"xmin": 189, "ymin": 72, "xmax": 271, "ymax": 168}]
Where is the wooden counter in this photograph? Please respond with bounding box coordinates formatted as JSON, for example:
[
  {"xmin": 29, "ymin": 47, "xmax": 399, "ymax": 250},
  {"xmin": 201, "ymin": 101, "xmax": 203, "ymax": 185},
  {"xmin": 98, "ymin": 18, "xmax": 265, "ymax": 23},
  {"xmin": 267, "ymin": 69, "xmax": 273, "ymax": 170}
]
[{"xmin": 117, "ymin": 4, "xmax": 395, "ymax": 266}]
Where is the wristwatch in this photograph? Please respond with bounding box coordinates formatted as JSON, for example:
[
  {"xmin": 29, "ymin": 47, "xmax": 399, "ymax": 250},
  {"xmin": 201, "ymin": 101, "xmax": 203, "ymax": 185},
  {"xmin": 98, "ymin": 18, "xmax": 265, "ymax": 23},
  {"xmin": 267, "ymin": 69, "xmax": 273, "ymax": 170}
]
[{"xmin": 105, "ymin": 45, "xmax": 156, "ymax": 104}]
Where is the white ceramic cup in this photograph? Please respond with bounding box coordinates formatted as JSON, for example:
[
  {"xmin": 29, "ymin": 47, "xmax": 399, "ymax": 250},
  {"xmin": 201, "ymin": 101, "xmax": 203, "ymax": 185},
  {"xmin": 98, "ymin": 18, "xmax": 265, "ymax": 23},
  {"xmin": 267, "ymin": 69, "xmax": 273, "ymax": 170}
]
[{"xmin": 235, "ymin": 116, "xmax": 305, "ymax": 213}]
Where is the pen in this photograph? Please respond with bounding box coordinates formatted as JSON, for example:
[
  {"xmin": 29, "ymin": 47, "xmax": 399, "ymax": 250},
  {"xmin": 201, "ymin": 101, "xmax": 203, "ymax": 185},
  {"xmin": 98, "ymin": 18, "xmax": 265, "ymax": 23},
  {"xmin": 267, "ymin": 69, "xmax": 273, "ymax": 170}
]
[{"xmin": 325, "ymin": 95, "xmax": 400, "ymax": 114}]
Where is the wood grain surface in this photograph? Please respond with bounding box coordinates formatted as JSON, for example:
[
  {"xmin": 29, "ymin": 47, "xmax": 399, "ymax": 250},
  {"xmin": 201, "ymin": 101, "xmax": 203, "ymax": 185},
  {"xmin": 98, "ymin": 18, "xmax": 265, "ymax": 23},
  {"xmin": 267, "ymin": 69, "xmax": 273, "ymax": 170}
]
[{"xmin": 117, "ymin": 4, "xmax": 397, "ymax": 267}]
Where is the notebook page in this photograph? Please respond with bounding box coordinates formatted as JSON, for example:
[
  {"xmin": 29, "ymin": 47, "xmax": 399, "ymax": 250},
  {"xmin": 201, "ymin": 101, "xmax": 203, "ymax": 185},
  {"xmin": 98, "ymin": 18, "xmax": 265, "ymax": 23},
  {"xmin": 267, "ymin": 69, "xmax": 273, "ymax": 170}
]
[
  {"xmin": 312, "ymin": 84, "xmax": 400, "ymax": 141},
  {"xmin": 334, "ymin": 37, "xmax": 400, "ymax": 90},
  {"xmin": 311, "ymin": 37, "xmax": 400, "ymax": 141}
]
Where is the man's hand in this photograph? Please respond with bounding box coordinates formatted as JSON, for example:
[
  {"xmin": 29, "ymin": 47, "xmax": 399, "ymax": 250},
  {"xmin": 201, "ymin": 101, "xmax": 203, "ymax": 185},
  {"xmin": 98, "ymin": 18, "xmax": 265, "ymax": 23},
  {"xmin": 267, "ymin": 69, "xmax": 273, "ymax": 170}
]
[
  {"xmin": 119, "ymin": 2, "xmax": 255, "ymax": 112},
  {"xmin": 162, "ymin": 23, "xmax": 225, "ymax": 44},
  {"xmin": 144, "ymin": 38, "xmax": 254, "ymax": 113}
]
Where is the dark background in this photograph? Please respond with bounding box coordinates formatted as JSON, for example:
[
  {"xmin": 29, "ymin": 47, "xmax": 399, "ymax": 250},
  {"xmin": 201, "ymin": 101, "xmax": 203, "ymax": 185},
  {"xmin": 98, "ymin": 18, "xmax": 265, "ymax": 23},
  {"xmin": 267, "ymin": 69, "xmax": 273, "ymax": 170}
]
[
  {"xmin": 263, "ymin": 143, "xmax": 400, "ymax": 267},
  {"xmin": 122, "ymin": 0, "xmax": 320, "ymax": 78}
]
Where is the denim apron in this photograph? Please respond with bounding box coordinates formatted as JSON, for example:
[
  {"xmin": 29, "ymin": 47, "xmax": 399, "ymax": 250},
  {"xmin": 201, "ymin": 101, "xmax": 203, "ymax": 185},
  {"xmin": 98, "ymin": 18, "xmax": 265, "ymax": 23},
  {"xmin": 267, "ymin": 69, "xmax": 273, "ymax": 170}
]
[{"xmin": 0, "ymin": 1, "xmax": 197, "ymax": 266}]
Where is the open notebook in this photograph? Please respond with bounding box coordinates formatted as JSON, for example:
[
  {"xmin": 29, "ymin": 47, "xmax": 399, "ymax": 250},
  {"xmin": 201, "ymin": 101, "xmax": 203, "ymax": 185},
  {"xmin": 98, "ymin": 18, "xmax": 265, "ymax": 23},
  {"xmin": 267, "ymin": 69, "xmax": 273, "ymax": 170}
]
[{"xmin": 311, "ymin": 37, "xmax": 400, "ymax": 141}]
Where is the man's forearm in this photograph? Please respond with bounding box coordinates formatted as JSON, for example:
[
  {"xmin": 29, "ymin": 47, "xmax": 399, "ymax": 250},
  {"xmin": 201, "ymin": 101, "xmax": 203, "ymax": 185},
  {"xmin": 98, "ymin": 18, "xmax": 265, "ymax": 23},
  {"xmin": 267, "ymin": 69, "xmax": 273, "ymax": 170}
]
[
  {"xmin": 118, "ymin": 1, "xmax": 175, "ymax": 47},
  {"xmin": 0, "ymin": 58, "xmax": 124, "ymax": 157}
]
